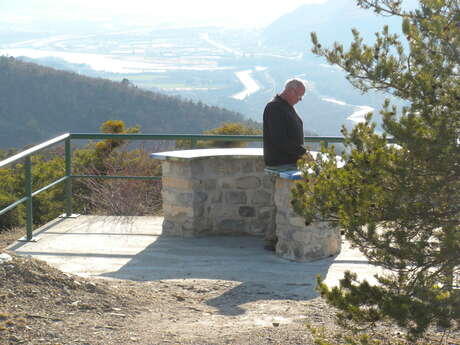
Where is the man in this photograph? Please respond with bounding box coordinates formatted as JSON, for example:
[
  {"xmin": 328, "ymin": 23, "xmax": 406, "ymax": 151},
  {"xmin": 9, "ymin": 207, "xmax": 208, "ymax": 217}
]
[
  {"xmin": 262, "ymin": 78, "xmax": 307, "ymax": 250},
  {"xmin": 263, "ymin": 79, "xmax": 307, "ymax": 168}
]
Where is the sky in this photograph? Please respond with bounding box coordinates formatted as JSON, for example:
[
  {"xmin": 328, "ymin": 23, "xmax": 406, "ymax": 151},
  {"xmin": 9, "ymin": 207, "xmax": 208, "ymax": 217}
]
[{"xmin": 1, "ymin": 0, "xmax": 328, "ymax": 28}]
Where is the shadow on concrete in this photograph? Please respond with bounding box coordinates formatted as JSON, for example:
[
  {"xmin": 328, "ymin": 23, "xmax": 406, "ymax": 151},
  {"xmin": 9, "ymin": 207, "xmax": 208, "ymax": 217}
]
[
  {"xmin": 8, "ymin": 216, "xmax": 373, "ymax": 317},
  {"xmin": 99, "ymin": 234, "xmax": 337, "ymax": 316}
]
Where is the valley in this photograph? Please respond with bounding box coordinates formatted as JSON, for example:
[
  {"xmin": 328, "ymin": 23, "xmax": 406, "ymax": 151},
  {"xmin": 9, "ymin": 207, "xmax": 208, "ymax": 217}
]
[{"xmin": 0, "ymin": 24, "xmax": 377, "ymax": 136}]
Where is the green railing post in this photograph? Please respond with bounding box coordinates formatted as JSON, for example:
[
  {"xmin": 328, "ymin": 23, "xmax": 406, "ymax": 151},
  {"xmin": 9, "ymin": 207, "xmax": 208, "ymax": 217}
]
[
  {"xmin": 65, "ymin": 137, "xmax": 73, "ymax": 216},
  {"xmin": 24, "ymin": 156, "xmax": 33, "ymax": 240},
  {"xmin": 191, "ymin": 138, "xmax": 197, "ymax": 149}
]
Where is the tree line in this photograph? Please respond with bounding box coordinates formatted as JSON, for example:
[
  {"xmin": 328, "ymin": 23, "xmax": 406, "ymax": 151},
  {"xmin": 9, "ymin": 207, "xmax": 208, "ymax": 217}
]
[{"xmin": 0, "ymin": 56, "xmax": 256, "ymax": 149}]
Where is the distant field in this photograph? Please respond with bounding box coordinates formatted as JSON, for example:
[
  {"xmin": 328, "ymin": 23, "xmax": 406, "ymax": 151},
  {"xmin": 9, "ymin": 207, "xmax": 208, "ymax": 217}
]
[
  {"xmin": 107, "ymin": 73, "xmax": 228, "ymax": 90},
  {"xmin": 106, "ymin": 74, "xmax": 188, "ymax": 89}
]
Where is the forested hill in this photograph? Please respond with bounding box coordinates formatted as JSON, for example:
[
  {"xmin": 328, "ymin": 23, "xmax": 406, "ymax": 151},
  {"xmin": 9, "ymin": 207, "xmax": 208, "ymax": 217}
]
[{"xmin": 0, "ymin": 56, "xmax": 248, "ymax": 149}]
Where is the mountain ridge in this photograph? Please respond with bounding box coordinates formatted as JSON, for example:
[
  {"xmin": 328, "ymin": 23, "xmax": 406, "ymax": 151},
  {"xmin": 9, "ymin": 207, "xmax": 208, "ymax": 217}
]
[{"xmin": 262, "ymin": 0, "xmax": 406, "ymax": 54}]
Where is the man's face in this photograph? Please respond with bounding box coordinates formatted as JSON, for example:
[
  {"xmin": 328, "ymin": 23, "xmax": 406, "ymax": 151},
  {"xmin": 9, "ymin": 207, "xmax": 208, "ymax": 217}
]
[{"xmin": 289, "ymin": 86, "xmax": 305, "ymax": 105}]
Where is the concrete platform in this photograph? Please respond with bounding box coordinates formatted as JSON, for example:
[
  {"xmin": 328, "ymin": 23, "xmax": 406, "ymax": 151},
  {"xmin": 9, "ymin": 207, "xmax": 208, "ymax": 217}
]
[{"xmin": 7, "ymin": 215, "xmax": 383, "ymax": 300}]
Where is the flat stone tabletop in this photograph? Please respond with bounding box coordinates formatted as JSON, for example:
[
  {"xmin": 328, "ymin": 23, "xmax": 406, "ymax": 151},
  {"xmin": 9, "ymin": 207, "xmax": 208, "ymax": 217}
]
[{"xmin": 150, "ymin": 148, "xmax": 263, "ymax": 161}]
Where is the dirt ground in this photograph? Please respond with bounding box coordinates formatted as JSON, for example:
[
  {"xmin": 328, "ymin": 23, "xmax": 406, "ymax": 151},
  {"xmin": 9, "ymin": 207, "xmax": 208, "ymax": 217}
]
[{"xmin": 1, "ymin": 227, "xmax": 459, "ymax": 345}]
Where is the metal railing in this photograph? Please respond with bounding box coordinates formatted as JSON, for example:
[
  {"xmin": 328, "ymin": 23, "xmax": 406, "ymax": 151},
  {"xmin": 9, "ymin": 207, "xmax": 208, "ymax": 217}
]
[{"xmin": 0, "ymin": 133, "xmax": 346, "ymax": 241}]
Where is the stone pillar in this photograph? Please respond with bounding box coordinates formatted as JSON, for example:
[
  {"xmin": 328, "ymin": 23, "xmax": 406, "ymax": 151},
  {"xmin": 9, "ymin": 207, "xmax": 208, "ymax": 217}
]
[
  {"xmin": 161, "ymin": 156, "xmax": 276, "ymax": 237},
  {"xmin": 274, "ymin": 178, "xmax": 341, "ymax": 261}
]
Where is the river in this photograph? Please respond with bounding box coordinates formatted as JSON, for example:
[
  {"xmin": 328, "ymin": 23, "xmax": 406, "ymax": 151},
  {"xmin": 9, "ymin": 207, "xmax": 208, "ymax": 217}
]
[
  {"xmin": 321, "ymin": 97, "xmax": 374, "ymax": 124},
  {"xmin": 232, "ymin": 69, "xmax": 262, "ymax": 100}
]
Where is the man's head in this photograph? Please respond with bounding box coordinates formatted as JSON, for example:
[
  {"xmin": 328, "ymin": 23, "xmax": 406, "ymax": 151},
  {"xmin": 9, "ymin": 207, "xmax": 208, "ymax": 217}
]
[{"xmin": 280, "ymin": 79, "xmax": 306, "ymax": 106}]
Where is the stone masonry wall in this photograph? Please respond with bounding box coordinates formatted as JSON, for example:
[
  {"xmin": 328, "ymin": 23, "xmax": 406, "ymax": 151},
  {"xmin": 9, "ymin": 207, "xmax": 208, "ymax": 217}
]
[
  {"xmin": 161, "ymin": 156, "xmax": 276, "ymax": 237},
  {"xmin": 274, "ymin": 178, "xmax": 341, "ymax": 261}
]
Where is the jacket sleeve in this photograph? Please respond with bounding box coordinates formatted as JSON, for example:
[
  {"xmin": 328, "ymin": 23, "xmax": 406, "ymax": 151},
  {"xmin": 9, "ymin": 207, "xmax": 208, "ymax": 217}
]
[{"xmin": 264, "ymin": 103, "xmax": 306, "ymax": 157}]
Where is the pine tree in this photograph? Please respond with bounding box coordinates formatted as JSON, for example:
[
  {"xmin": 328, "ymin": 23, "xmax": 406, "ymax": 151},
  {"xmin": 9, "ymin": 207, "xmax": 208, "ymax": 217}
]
[{"xmin": 292, "ymin": 0, "xmax": 459, "ymax": 339}]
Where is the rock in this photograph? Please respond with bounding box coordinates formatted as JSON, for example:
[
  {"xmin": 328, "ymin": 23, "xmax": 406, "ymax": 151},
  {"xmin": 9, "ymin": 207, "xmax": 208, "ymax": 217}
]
[
  {"xmin": 225, "ymin": 191, "xmax": 247, "ymax": 204},
  {"xmin": 238, "ymin": 206, "xmax": 255, "ymax": 217},
  {"xmin": 0, "ymin": 253, "xmax": 12, "ymax": 264},
  {"xmin": 9, "ymin": 335, "xmax": 21, "ymax": 343},
  {"xmin": 85, "ymin": 282, "xmax": 97, "ymax": 292},
  {"xmin": 236, "ymin": 176, "xmax": 261, "ymax": 189},
  {"xmin": 173, "ymin": 294, "xmax": 185, "ymax": 301}
]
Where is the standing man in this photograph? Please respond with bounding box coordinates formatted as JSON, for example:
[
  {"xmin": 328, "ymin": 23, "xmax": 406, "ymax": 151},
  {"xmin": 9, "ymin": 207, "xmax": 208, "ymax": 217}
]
[
  {"xmin": 262, "ymin": 78, "xmax": 307, "ymax": 250},
  {"xmin": 263, "ymin": 78, "xmax": 307, "ymax": 168}
]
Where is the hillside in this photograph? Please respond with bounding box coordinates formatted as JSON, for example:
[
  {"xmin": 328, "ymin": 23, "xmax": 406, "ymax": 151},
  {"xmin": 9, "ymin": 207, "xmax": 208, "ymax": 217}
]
[{"xmin": 0, "ymin": 56, "xmax": 248, "ymax": 148}]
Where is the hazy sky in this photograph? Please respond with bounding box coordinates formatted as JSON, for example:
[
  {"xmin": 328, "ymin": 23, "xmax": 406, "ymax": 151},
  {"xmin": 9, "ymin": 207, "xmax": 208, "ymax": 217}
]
[{"xmin": 1, "ymin": 0, "xmax": 328, "ymax": 28}]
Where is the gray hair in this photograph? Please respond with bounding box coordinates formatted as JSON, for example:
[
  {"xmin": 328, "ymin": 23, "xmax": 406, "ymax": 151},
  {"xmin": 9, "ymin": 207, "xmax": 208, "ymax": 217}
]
[{"xmin": 284, "ymin": 78, "xmax": 306, "ymax": 92}]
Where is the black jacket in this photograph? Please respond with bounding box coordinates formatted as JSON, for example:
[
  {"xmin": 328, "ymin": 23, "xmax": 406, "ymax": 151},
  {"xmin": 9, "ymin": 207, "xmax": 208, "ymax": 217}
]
[{"xmin": 263, "ymin": 95, "xmax": 306, "ymax": 166}]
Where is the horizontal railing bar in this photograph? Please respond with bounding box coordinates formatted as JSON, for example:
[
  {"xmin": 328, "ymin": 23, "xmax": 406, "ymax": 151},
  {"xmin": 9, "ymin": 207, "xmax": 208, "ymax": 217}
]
[
  {"xmin": 70, "ymin": 133, "xmax": 264, "ymax": 141},
  {"xmin": 72, "ymin": 175, "xmax": 162, "ymax": 181},
  {"xmin": 0, "ymin": 133, "xmax": 70, "ymax": 169},
  {"xmin": 0, "ymin": 196, "xmax": 29, "ymax": 216},
  {"xmin": 69, "ymin": 133, "xmax": 356, "ymax": 143},
  {"xmin": 31, "ymin": 176, "xmax": 69, "ymax": 197},
  {"xmin": 305, "ymin": 137, "xmax": 345, "ymax": 143}
]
